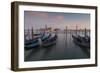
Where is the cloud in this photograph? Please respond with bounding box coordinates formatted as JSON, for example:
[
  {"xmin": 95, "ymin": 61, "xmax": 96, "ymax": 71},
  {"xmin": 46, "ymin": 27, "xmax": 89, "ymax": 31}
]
[
  {"xmin": 30, "ymin": 12, "xmax": 48, "ymax": 18},
  {"xmin": 55, "ymin": 16, "xmax": 64, "ymax": 20},
  {"xmin": 49, "ymin": 15, "xmax": 64, "ymax": 24}
]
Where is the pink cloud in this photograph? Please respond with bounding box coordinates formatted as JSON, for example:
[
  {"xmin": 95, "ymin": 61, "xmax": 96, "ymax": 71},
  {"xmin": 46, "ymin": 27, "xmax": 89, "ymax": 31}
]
[
  {"xmin": 30, "ymin": 12, "xmax": 48, "ymax": 18},
  {"xmin": 50, "ymin": 15, "xmax": 64, "ymax": 23},
  {"xmin": 56, "ymin": 16, "xmax": 64, "ymax": 20}
]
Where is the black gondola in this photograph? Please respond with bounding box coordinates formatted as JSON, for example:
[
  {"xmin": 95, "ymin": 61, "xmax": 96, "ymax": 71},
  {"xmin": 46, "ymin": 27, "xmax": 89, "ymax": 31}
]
[
  {"xmin": 72, "ymin": 35, "xmax": 90, "ymax": 48},
  {"xmin": 25, "ymin": 33, "xmax": 44, "ymax": 45},
  {"xmin": 42, "ymin": 34, "xmax": 57, "ymax": 47}
]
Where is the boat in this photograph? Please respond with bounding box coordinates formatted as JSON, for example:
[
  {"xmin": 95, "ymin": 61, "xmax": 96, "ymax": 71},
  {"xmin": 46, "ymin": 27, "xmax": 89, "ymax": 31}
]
[
  {"xmin": 72, "ymin": 35, "xmax": 90, "ymax": 48},
  {"xmin": 42, "ymin": 34, "xmax": 57, "ymax": 47},
  {"xmin": 25, "ymin": 33, "xmax": 51, "ymax": 49},
  {"xmin": 25, "ymin": 33, "xmax": 44, "ymax": 45},
  {"xmin": 78, "ymin": 35, "xmax": 90, "ymax": 43},
  {"xmin": 41, "ymin": 33, "xmax": 51, "ymax": 41}
]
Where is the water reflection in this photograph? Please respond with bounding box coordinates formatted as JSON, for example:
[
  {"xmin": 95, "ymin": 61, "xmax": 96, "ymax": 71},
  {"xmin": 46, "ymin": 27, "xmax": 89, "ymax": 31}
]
[{"xmin": 25, "ymin": 31, "xmax": 90, "ymax": 62}]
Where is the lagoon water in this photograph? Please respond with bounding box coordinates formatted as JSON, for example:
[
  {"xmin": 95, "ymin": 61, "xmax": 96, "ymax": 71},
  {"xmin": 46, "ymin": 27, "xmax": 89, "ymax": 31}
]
[{"xmin": 24, "ymin": 31, "xmax": 90, "ymax": 61}]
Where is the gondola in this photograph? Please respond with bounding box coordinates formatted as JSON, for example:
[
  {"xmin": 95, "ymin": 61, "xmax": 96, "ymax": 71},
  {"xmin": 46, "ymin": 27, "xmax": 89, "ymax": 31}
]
[
  {"xmin": 72, "ymin": 35, "xmax": 90, "ymax": 48},
  {"xmin": 25, "ymin": 33, "xmax": 51, "ymax": 49},
  {"xmin": 42, "ymin": 34, "xmax": 57, "ymax": 47},
  {"xmin": 25, "ymin": 33, "xmax": 44, "ymax": 45},
  {"xmin": 78, "ymin": 35, "xmax": 90, "ymax": 43}
]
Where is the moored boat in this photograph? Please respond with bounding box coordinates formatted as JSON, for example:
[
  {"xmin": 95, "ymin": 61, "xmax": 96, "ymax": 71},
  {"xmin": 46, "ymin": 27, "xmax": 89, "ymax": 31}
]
[
  {"xmin": 42, "ymin": 34, "xmax": 57, "ymax": 47},
  {"xmin": 25, "ymin": 33, "xmax": 44, "ymax": 45},
  {"xmin": 72, "ymin": 35, "xmax": 90, "ymax": 48}
]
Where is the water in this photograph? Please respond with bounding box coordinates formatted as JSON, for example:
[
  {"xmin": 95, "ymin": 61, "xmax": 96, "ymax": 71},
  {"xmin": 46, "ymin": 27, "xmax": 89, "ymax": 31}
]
[{"xmin": 24, "ymin": 31, "xmax": 90, "ymax": 61}]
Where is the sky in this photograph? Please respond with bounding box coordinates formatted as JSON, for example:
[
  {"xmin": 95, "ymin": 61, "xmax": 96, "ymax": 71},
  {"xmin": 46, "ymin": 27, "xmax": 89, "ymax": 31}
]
[{"xmin": 24, "ymin": 11, "xmax": 90, "ymax": 30}]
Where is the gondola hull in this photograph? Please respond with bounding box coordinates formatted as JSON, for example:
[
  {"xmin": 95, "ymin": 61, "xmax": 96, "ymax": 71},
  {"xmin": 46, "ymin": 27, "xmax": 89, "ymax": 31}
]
[
  {"xmin": 25, "ymin": 33, "xmax": 44, "ymax": 45},
  {"xmin": 72, "ymin": 35, "xmax": 90, "ymax": 49},
  {"xmin": 25, "ymin": 42, "xmax": 39, "ymax": 50},
  {"xmin": 42, "ymin": 35, "xmax": 57, "ymax": 47}
]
